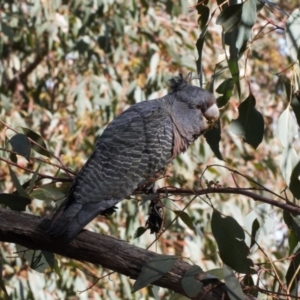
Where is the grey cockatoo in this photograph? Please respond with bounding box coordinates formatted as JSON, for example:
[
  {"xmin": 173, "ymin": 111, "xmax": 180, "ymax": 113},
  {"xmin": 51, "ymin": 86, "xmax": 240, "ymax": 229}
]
[{"xmin": 48, "ymin": 74, "xmax": 219, "ymax": 241}]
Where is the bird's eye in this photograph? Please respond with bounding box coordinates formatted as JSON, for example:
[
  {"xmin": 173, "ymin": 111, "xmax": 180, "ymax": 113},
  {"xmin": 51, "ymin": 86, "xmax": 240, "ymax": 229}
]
[{"xmin": 196, "ymin": 104, "xmax": 202, "ymax": 110}]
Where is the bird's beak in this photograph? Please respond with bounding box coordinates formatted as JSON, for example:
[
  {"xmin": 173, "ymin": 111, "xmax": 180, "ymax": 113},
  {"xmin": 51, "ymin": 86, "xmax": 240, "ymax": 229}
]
[{"xmin": 203, "ymin": 104, "xmax": 219, "ymax": 129}]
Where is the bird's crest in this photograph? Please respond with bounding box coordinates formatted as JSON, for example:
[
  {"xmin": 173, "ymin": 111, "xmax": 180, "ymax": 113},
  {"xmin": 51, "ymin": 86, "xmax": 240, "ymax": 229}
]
[{"xmin": 168, "ymin": 73, "xmax": 192, "ymax": 93}]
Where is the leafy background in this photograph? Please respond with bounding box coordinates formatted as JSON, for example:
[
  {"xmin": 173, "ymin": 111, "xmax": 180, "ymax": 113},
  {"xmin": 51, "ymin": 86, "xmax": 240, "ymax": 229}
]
[{"xmin": 1, "ymin": 0, "xmax": 300, "ymax": 299}]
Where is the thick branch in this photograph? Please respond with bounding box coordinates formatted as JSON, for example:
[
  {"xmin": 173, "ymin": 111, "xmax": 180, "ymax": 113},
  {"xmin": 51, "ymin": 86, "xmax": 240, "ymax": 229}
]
[{"xmin": 0, "ymin": 208, "xmax": 255, "ymax": 300}]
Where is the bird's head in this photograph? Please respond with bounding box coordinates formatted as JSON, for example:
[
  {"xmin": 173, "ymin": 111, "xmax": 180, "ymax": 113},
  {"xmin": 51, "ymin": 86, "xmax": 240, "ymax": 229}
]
[{"xmin": 167, "ymin": 74, "xmax": 219, "ymax": 141}]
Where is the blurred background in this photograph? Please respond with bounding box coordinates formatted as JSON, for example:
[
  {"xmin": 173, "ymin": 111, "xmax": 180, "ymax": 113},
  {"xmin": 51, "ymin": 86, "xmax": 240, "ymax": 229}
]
[{"xmin": 1, "ymin": 0, "xmax": 299, "ymax": 299}]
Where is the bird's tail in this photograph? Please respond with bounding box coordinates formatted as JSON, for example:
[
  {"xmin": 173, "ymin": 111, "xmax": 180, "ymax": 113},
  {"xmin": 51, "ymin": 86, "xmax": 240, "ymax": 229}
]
[
  {"xmin": 47, "ymin": 199, "xmax": 83, "ymax": 242},
  {"xmin": 48, "ymin": 198, "xmax": 120, "ymax": 242}
]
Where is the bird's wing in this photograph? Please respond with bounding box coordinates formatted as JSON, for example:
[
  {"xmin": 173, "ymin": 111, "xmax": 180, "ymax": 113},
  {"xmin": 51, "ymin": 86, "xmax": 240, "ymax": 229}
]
[{"xmin": 48, "ymin": 104, "xmax": 174, "ymax": 240}]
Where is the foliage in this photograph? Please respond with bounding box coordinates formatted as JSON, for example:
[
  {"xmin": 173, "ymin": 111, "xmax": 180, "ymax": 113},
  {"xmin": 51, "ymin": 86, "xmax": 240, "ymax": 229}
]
[{"xmin": 1, "ymin": 0, "xmax": 300, "ymax": 299}]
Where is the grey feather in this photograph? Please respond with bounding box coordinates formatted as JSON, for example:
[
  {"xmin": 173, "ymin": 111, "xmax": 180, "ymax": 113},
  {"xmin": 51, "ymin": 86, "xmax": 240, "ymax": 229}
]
[{"xmin": 48, "ymin": 74, "xmax": 219, "ymax": 241}]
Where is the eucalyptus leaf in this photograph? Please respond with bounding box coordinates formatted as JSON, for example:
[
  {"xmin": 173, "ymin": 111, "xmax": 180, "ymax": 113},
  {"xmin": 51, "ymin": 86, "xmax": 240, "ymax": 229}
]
[
  {"xmin": 151, "ymin": 285, "xmax": 160, "ymax": 300},
  {"xmin": 16, "ymin": 245, "xmax": 54, "ymax": 273},
  {"xmin": 0, "ymin": 259, "xmax": 9, "ymax": 299},
  {"xmin": 204, "ymin": 120, "xmax": 223, "ymax": 160},
  {"xmin": 286, "ymin": 8, "xmax": 300, "ymax": 63},
  {"xmin": 229, "ymin": 94, "xmax": 264, "ymax": 149},
  {"xmin": 0, "ymin": 193, "xmax": 31, "ymax": 211},
  {"xmin": 9, "ymin": 133, "xmax": 31, "ymax": 160},
  {"xmin": 22, "ymin": 127, "xmax": 50, "ymax": 158},
  {"xmin": 216, "ymin": 78, "xmax": 234, "ymax": 107},
  {"xmin": 134, "ymin": 226, "xmax": 147, "ymax": 239},
  {"xmin": 28, "ymin": 163, "xmax": 42, "ymax": 194},
  {"xmin": 276, "ymin": 107, "xmax": 300, "ymax": 189},
  {"xmin": 211, "ymin": 210, "xmax": 255, "ymax": 274},
  {"xmin": 169, "ymin": 293, "xmax": 190, "ymax": 300},
  {"xmin": 216, "ymin": 3, "xmax": 243, "ymax": 33},
  {"xmin": 206, "ymin": 268, "xmax": 224, "ymax": 280},
  {"xmin": 286, "ymin": 249, "xmax": 300, "ymax": 296},
  {"xmin": 174, "ymin": 210, "xmax": 195, "ymax": 231},
  {"xmin": 181, "ymin": 265, "xmax": 203, "ymax": 298},
  {"xmin": 8, "ymin": 166, "xmax": 29, "ymax": 199},
  {"xmin": 223, "ymin": 264, "xmax": 245, "ymax": 300},
  {"xmin": 132, "ymin": 255, "xmax": 177, "ymax": 293}
]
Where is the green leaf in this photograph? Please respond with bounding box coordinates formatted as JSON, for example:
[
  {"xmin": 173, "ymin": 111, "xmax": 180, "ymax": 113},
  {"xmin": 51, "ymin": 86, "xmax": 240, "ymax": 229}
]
[
  {"xmin": 206, "ymin": 268, "xmax": 224, "ymax": 280},
  {"xmin": 290, "ymin": 161, "xmax": 300, "ymax": 199},
  {"xmin": 228, "ymin": 58, "xmax": 240, "ymax": 97},
  {"xmin": 30, "ymin": 182, "xmax": 70, "ymax": 201},
  {"xmin": 276, "ymin": 107, "xmax": 300, "ymax": 189},
  {"xmin": 284, "ymin": 209, "xmax": 293, "ymax": 228},
  {"xmin": 1, "ymin": 21, "xmax": 13, "ymax": 41},
  {"xmin": 196, "ymin": 10, "xmax": 209, "ymax": 82},
  {"xmin": 0, "ymin": 259, "xmax": 9, "ymax": 300},
  {"xmin": 277, "ymin": 106, "xmax": 298, "ymax": 148},
  {"xmin": 132, "ymin": 255, "xmax": 177, "ymax": 293},
  {"xmin": 41, "ymin": 251, "xmax": 55, "ymax": 269},
  {"xmin": 223, "ymin": 264, "xmax": 245, "ymax": 300},
  {"xmin": 9, "ymin": 133, "xmax": 31, "ymax": 160},
  {"xmin": 9, "ymin": 152, "xmax": 17, "ymax": 163},
  {"xmin": 211, "ymin": 210, "xmax": 255, "ymax": 274},
  {"xmin": 244, "ymin": 210, "xmax": 257, "ymax": 248},
  {"xmin": 291, "ymin": 93, "xmax": 300, "ymax": 127},
  {"xmin": 0, "ymin": 193, "xmax": 31, "ymax": 211},
  {"xmin": 53, "ymin": 258, "xmax": 62, "ymax": 279},
  {"xmin": 229, "ymin": 93, "xmax": 264, "ymax": 149},
  {"xmin": 21, "ymin": 127, "xmax": 50, "ymax": 158},
  {"xmin": 291, "ymin": 215, "xmax": 300, "ymax": 242},
  {"xmin": 288, "ymin": 230, "xmax": 298, "ymax": 255},
  {"xmin": 216, "ymin": 3, "xmax": 243, "ymax": 33},
  {"xmin": 286, "ymin": 249, "xmax": 300, "ymax": 296},
  {"xmin": 244, "ymin": 206, "xmax": 274, "ymax": 251},
  {"xmin": 204, "ymin": 121, "xmax": 223, "ymax": 160},
  {"xmin": 241, "ymin": 0, "xmax": 257, "ymax": 27},
  {"xmin": 249, "ymin": 219, "xmax": 260, "ymax": 249},
  {"xmin": 8, "ymin": 166, "xmax": 30, "ymax": 199},
  {"xmin": 284, "ymin": 210, "xmax": 298, "ymax": 253},
  {"xmin": 286, "ymin": 8, "xmax": 300, "ymax": 63},
  {"xmin": 216, "ymin": 78, "xmax": 234, "ymax": 107},
  {"xmin": 169, "ymin": 293, "xmax": 190, "ymax": 300},
  {"xmin": 251, "ymin": 217, "xmax": 274, "ymax": 252},
  {"xmin": 151, "ymin": 285, "xmax": 160, "ymax": 300},
  {"xmin": 16, "ymin": 245, "xmax": 54, "ymax": 273},
  {"xmin": 197, "ymin": 4, "xmax": 209, "ymax": 30},
  {"xmin": 181, "ymin": 265, "xmax": 203, "ymax": 298},
  {"xmin": 28, "ymin": 162, "xmax": 42, "ymax": 194},
  {"xmin": 236, "ymin": 0, "xmax": 257, "ymax": 56},
  {"xmin": 134, "ymin": 226, "xmax": 147, "ymax": 239},
  {"xmin": 174, "ymin": 210, "xmax": 195, "ymax": 231}
]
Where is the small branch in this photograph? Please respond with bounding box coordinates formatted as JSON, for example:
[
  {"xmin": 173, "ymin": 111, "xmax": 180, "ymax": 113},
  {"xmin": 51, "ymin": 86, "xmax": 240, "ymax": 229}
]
[
  {"xmin": 0, "ymin": 147, "xmax": 76, "ymax": 177},
  {"xmin": 203, "ymin": 164, "xmax": 288, "ymax": 202},
  {"xmin": 0, "ymin": 156, "xmax": 72, "ymax": 183},
  {"xmin": 0, "ymin": 121, "xmax": 74, "ymax": 178},
  {"xmin": 154, "ymin": 187, "xmax": 300, "ymax": 215}
]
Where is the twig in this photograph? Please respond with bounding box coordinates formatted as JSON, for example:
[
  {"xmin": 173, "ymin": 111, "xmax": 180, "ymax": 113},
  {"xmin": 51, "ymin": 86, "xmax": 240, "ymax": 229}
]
[
  {"xmin": 0, "ymin": 147, "xmax": 76, "ymax": 177},
  {"xmin": 0, "ymin": 156, "xmax": 72, "ymax": 183},
  {"xmin": 0, "ymin": 120, "xmax": 73, "ymax": 178},
  {"xmin": 203, "ymin": 164, "xmax": 289, "ymax": 203}
]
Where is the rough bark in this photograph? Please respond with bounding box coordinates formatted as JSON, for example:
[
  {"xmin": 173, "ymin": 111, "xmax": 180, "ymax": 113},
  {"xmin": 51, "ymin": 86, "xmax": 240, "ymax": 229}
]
[{"xmin": 0, "ymin": 208, "xmax": 255, "ymax": 300}]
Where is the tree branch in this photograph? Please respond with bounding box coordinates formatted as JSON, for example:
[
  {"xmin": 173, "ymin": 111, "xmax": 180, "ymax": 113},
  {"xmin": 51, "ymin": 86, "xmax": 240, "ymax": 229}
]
[
  {"xmin": 155, "ymin": 187, "xmax": 300, "ymax": 215},
  {"xmin": 0, "ymin": 208, "xmax": 256, "ymax": 300}
]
